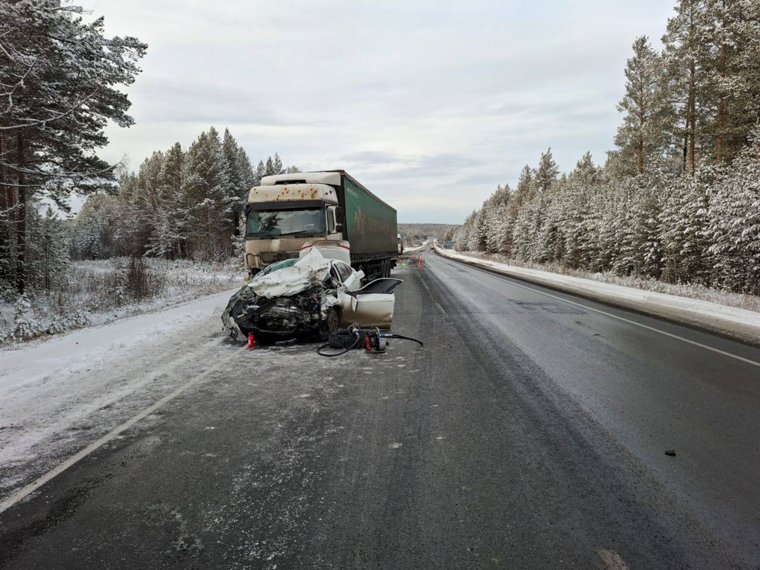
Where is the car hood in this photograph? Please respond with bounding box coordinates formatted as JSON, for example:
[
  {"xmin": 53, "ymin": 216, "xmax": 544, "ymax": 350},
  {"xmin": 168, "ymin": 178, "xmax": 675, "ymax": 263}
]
[{"xmin": 247, "ymin": 249, "xmax": 331, "ymax": 298}]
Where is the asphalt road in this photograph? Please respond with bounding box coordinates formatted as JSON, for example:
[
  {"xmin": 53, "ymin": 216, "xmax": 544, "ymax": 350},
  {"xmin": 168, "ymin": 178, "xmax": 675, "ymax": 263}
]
[{"xmin": 1, "ymin": 249, "xmax": 759, "ymax": 569}]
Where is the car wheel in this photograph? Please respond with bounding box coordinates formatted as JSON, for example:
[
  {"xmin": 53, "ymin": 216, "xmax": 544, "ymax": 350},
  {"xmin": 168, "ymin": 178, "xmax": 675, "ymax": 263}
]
[{"xmin": 326, "ymin": 307, "xmax": 341, "ymax": 333}]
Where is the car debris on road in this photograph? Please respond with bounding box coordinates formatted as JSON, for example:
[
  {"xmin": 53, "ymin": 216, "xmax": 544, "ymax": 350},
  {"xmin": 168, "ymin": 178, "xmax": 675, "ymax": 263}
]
[{"xmin": 222, "ymin": 249, "xmax": 402, "ymax": 343}]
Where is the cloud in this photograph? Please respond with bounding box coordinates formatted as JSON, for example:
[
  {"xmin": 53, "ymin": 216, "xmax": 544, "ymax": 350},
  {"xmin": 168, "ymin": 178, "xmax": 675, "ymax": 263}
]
[{"xmin": 83, "ymin": 0, "xmax": 674, "ymax": 223}]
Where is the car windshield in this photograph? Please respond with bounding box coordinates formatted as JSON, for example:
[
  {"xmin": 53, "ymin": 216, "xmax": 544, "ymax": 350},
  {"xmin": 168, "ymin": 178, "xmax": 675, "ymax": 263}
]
[
  {"xmin": 258, "ymin": 258, "xmax": 298, "ymax": 276},
  {"xmin": 246, "ymin": 208, "xmax": 326, "ymax": 238}
]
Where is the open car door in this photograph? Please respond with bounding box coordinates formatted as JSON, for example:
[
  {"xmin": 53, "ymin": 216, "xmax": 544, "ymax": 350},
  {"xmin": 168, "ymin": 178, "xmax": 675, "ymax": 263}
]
[{"xmin": 339, "ymin": 278, "xmax": 403, "ymax": 329}]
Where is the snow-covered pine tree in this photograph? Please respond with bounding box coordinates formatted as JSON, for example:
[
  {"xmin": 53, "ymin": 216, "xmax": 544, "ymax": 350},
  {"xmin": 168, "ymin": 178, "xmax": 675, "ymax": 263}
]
[
  {"xmin": 534, "ymin": 148, "xmax": 559, "ymax": 194},
  {"xmin": 0, "ymin": 1, "xmax": 146, "ymax": 292},
  {"xmin": 222, "ymin": 129, "xmax": 245, "ymax": 245},
  {"xmin": 456, "ymin": 211, "xmax": 476, "ymax": 251},
  {"xmin": 570, "ymin": 152, "xmax": 604, "ymax": 186},
  {"xmin": 594, "ymin": 189, "xmax": 623, "ymax": 272},
  {"xmin": 612, "ymin": 185, "xmax": 640, "ymax": 276},
  {"xmin": 264, "ymin": 156, "xmax": 277, "ymax": 176},
  {"xmin": 633, "ymin": 179, "xmax": 664, "ymax": 278},
  {"xmin": 273, "ymin": 153, "xmax": 284, "ymax": 175},
  {"xmin": 113, "ymin": 171, "xmax": 146, "ymax": 257},
  {"xmin": 238, "ymin": 148, "xmax": 256, "ymax": 191},
  {"xmin": 662, "ymin": 0, "xmax": 714, "ymax": 174},
  {"xmin": 706, "ymin": 137, "xmax": 760, "ymax": 293},
  {"xmin": 536, "ymin": 191, "xmax": 566, "ymax": 264},
  {"xmin": 145, "ymin": 143, "xmax": 186, "ymax": 258},
  {"xmin": 26, "ymin": 206, "xmax": 71, "ymax": 294},
  {"xmin": 71, "ymin": 193, "xmax": 120, "ymax": 259},
  {"xmin": 704, "ymin": 0, "xmax": 760, "ymax": 163},
  {"xmin": 254, "ymin": 161, "xmax": 266, "ymax": 186},
  {"xmin": 659, "ymin": 169, "xmax": 711, "ymax": 284},
  {"xmin": 614, "ymin": 37, "xmax": 672, "ymax": 176},
  {"xmin": 223, "ymin": 132, "xmax": 255, "ymax": 258},
  {"xmin": 183, "ymin": 128, "xmax": 231, "ymax": 260}
]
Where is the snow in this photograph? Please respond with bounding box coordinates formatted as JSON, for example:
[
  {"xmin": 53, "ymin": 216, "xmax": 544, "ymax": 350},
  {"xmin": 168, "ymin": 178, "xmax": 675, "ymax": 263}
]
[
  {"xmin": 0, "ymin": 290, "xmax": 231, "ymax": 391},
  {"xmin": 0, "ymin": 258, "xmax": 244, "ymax": 345},
  {"xmin": 0, "ymin": 289, "xmax": 235, "ymax": 494},
  {"xmin": 403, "ymin": 242, "xmax": 428, "ymax": 254},
  {"xmin": 435, "ymin": 245, "xmax": 760, "ymax": 345}
]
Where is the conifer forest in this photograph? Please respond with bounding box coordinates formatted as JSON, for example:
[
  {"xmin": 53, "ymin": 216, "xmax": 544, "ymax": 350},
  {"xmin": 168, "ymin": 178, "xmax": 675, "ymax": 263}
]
[
  {"xmin": 2, "ymin": 0, "xmax": 760, "ymax": 313},
  {"xmin": 456, "ymin": 1, "xmax": 760, "ymax": 295}
]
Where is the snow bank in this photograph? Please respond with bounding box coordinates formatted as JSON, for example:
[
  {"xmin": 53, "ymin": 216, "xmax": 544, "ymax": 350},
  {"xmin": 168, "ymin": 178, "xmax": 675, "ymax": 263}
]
[
  {"xmin": 0, "ymin": 290, "xmax": 234, "ymax": 392},
  {"xmin": 434, "ymin": 246, "xmax": 760, "ymax": 345}
]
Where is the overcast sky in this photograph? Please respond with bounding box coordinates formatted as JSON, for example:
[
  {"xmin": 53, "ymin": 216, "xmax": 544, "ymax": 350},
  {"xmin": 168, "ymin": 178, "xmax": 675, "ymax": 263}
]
[{"xmin": 80, "ymin": 0, "xmax": 674, "ymax": 223}]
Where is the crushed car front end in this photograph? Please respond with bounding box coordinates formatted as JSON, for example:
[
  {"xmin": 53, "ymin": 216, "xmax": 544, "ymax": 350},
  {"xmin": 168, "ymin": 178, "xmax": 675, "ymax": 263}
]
[{"xmin": 222, "ymin": 285, "xmax": 328, "ymax": 341}]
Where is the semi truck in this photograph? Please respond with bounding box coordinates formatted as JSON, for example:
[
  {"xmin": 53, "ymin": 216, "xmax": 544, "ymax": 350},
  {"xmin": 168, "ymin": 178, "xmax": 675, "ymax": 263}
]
[{"xmin": 244, "ymin": 170, "xmax": 398, "ymax": 279}]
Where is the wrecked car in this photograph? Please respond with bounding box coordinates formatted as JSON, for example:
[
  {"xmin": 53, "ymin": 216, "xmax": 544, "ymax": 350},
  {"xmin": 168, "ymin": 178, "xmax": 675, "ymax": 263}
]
[{"xmin": 221, "ymin": 250, "xmax": 402, "ymax": 342}]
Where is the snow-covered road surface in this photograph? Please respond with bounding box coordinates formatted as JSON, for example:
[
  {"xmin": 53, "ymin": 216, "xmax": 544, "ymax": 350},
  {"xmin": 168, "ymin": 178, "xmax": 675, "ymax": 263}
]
[
  {"xmin": 435, "ymin": 245, "xmax": 760, "ymax": 345},
  {"xmin": 0, "ymin": 290, "xmax": 235, "ymax": 497},
  {"xmin": 1, "ymin": 257, "xmax": 759, "ymax": 569}
]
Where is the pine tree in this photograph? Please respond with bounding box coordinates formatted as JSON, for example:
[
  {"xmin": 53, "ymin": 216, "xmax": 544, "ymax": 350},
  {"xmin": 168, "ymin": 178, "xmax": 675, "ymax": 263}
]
[
  {"xmin": 514, "ymin": 165, "xmax": 534, "ymax": 205},
  {"xmin": 72, "ymin": 193, "xmax": 119, "ymax": 259},
  {"xmin": 183, "ymin": 128, "xmax": 231, "ymax": 260},
  {"xmin": 706, "ymin": 138, "xmax": 760, "ymax": 293},
  {"xmin": 264, "ymin": 156, "xmax": 276, "ymax": 176},
  {"xmin": 145, "ymin": 143, "xmax": 186, "ymax": 258},
  {"xmin": 0, "ymin": 1, "xmax": 146, "ymax": 291},
  {"xmin": 534, "ymin": 149, "xmax": 559, "ymax": 193},
  {"xmin": 221, "ymin": 129, "xmax": 245, "ymax": 241},
  {"xmin": 662, "ymin": 0, "xmax": 713, "ymax": 174},
  {"xmin": 273, "ymin": 153, "xmax": 283, "ymax": 175},
  {"xmin": 254, "ymin": 161, "xmax": 266, "ymax": 186},
  {"xmin": 27, "ymin": 206, "xmax": 70, "ymax": 294},
  {"xmin": 614, "ymin": 37, "xmax": 671, "ymax": 175},
  {"xmin": 660, "ymin": 172, "xmax": 711, "ymax": 284},
  {"xmin": 705, "ymin": 0, "xmax": 760, "ymax": 163},
  {"xmin": 570, "ymin": 152, "xmax": 603, "ymax": 185}
]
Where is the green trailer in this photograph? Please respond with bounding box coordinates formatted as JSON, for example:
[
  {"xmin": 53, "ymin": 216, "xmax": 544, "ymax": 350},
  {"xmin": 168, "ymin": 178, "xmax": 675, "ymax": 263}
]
[
  {"xmin": 339, "ymin": 172, "xmax": 398, "ymax": 266},
  {"xmin": 244, "ymin": 170, "xmax": 398, "ymax": 279}
]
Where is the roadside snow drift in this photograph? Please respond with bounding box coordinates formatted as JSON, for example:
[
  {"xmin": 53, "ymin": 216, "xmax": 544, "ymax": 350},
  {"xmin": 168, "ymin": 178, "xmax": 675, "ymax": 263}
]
[
  {"xmin": 0, "ymin": 289, "xmax": 235, "ymax": 496},
  {"xmin": 435, "ymin": 246, "xmax": 760, "ymax": 345}
]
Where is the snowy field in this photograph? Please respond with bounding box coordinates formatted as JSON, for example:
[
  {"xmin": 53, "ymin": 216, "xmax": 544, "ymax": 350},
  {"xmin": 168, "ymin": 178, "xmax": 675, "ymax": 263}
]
[{"xmin": 0, "ymin": 258, "xmax": 246, "ymax": 345}]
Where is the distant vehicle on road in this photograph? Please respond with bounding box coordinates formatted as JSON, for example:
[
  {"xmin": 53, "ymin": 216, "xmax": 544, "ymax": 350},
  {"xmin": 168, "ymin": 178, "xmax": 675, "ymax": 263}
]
[{"xmin": 244, "ymin": 170, "xmax": 398, "ymax": 280}]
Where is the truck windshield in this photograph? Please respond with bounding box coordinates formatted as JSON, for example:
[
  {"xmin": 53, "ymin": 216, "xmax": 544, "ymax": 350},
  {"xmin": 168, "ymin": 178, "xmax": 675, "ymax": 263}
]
[{"xmin": 246, "ymin": 208, "xmax": 326, "ymax": 239}]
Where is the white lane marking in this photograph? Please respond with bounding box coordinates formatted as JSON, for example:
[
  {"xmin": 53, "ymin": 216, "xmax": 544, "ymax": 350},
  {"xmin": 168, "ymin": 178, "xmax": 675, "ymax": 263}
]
[
  {"xmin": 418, "ymin": 273, "xmax": 447, "ymax": 315},
  {"xmin": 598, "ymin": 549, "xmax": 630, "ymax": 570},
  {"xmin": 439, "ymin": 256, "xmax": 760, "ymax": 369},
  {"xmin": 0, "ymin": 359, "xmax": 224, "ymax": 515}
]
